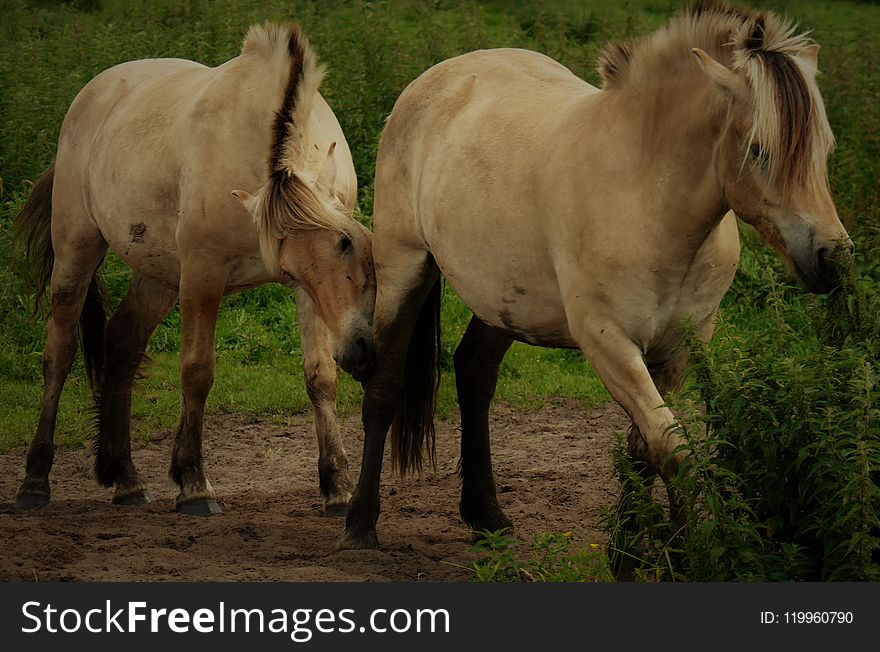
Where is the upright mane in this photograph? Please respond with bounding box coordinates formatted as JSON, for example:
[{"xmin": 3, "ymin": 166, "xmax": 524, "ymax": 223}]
[
  {"xmin": 598, "ymin": 1, "xmax": 834, "ymax": 197},
  {"xmin": 240, "ymin": 23, "xmax": 351, "ymax": 275}
]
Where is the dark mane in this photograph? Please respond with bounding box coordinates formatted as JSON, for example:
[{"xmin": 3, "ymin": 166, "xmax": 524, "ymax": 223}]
[
  {"xmin": 269, "ymin": 27, "xmax": 306, "ymax": 176},
  {"xmin": 238, "ymin": 23, "xmax": 350, "ymax": 275}
]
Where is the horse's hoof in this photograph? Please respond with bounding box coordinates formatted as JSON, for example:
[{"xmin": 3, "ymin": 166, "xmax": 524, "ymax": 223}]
[
  {"xmin": 336, "ymin": 528, "xmax": 379, "ymax": 550},
  {"xmin": 323, "ymin": 498, "xmax": 350, "ymax": 518},
  {"xmin": 176, "ymin": 498, "xmax": 222, "ymax": 516},
  {"xmin": 14, "ymin": 493, "xmax": 49, "ymax": 511},
  {"xmin": 112, "ymin": 489, "xmax": 153, "ymax": 506},
  {"xmin": 461, "ymin": 504, "xmax": 514, "ymax": 535}
]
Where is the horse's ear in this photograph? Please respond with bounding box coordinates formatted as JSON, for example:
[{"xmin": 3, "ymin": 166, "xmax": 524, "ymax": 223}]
[
  {"xmin": 692, "ymin": 48, "xmax": 747, "ymax": 100},
  {"xmin": 232, "ymin": 189, "xmax": 255, "ymax": 209},
  {"xmin": 317, "ymin": 141, "xmax": 338, "ymax": 191},
  {"xmin": 798, "ymin": 44, "xmax": 820, "ymax": 75}
]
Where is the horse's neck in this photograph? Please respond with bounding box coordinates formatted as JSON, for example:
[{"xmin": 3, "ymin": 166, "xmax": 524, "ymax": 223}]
[{"xmin": 582, "ymin": 77, "xmax": 731, "ymax": 241}]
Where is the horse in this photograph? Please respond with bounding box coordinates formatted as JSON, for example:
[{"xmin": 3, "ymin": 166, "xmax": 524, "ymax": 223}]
[
  {"xmin": 338, "ymin": 3, "xmax": 852, "ymax": 549},
  {"xmin": 13, "ymin": 23, "xmax": 375, "ymax": 517}
]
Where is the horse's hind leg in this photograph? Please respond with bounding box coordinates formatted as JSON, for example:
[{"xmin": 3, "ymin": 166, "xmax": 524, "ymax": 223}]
[
  {"xmin": 16, "ymin": 235, "xmax": 107, "ymax": 509},
  {"xmin": 293, "ymin": 286, "xmax": 352, "ymax": 516},
  {"xmin": 170, "ymin": 264, "xmax": 228, "ymax": 516},
  {"xmin": 95, "ymin": 272, "xmax": 177, "ymax": 505},
  {"xmin": 339, "ymin": 251, "xmax": 439, "ymax": 550},
  {"xmin": 454, "ymin": 316, "xmax": 514, "ymax": 535}
]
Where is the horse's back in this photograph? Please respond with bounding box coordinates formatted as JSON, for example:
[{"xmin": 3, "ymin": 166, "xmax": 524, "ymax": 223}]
[{"xmin": 381, "ymin": 48, "xmax": 595, "ymax": 162}]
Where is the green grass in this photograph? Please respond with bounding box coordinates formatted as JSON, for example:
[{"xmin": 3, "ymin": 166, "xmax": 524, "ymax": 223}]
[{"xmin": 468, "ymin": 529, "xmax": 614, "ymax": 582}]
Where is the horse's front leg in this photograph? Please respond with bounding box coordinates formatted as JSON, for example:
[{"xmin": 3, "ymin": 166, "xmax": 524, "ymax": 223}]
[
  {"xmin": 170, "ymin": 264, "xmax": 228, "ymax": 516},
  {"xmin": 571, "ymin": 319, "xmax": 685, "ymax": 485},
  {"xmin": 293, "ymin": 286, "xmax": 352, "ymax": 516}
]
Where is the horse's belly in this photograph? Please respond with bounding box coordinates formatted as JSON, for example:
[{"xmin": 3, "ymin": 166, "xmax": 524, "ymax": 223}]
[
  {"xmin": 447, "ymin": 274, "xmax": 575, "ymax": 348},
  {"xmin": 105, "ymin": 225, "xmax": 270, "ymax": 292}
]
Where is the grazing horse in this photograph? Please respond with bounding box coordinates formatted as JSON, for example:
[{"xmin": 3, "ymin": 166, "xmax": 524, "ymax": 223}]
[
  {"xmin": 14, "ymin": 23, "xmax": 375, "ymax": 516},
  {"xmin": 339, "ymin": 4, "xmax": 852, "ymax": 549}
]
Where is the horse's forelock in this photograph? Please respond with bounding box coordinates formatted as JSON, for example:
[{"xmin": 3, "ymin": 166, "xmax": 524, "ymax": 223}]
[
  {"xmin": 271, "ymin": 173, "xmax": 352, "ymax": 237},
  {"xmin": 733, "ymin": 15, "xmax": 833, "ymax": 198},
  {"xmin": 249, "ymin": 172, "xmax": 352, "ymax": 276}
]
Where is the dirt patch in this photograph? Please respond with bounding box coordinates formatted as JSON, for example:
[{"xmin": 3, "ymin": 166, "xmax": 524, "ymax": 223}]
[{"xmin": 0, "ymin": 401, "xmax": 629, "ymax": 581}]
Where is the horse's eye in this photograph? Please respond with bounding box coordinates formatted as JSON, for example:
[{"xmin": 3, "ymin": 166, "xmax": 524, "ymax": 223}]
[
  {"xmin": 750, "ymin": 143, "xmax": 763, "ymax": 161},
  {"xmin": 339, "ymin": 235, "xmax": 352, "ymax": 254}
]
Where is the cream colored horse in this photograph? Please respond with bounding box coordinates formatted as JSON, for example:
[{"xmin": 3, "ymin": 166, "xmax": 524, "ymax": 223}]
[
  {"xmin": 14, "ymin": 23, "xmax": 375, "ymax": 516},
  {"xmin": 340, "ymin": 4, "xmax": 852, "ymax": 548}
]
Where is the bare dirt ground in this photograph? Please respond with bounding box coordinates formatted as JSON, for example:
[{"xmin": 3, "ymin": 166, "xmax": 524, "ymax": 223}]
[{"xmin": 0, "ymin": 400, "xmax": 629, "ymax": 581}]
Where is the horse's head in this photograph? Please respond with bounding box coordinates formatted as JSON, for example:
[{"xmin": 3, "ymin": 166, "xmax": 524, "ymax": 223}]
[
  {"xmin": 234, "ymin": 143, "xmax": 376, "ymax": 381},
  {"xmin": 694, "ymin": 16, "xmax": 851, "ymax": 293}
]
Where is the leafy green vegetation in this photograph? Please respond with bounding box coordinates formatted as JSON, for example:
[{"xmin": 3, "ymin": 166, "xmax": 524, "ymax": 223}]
[
  {"xmin": 469, "ymin": 529, "xmax": 613, "ymax": 582},
  {"xmin": 1, "ymin": 0, "xmax": 878, "ymax": 580},
  {"xmin": 608, "ymin": 254, "xmax": 880, "ymax": 580}
]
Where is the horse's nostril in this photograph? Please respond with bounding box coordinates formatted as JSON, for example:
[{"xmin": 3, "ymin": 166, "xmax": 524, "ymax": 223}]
[{"xmin": 816, "ymin": 247, "xmax": 832, "ymax": 272}]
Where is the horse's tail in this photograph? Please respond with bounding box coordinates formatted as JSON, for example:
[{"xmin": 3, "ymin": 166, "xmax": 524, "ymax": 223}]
[
  {"xmin": 13, "ymin": 162, "xmax": 106, "ymax": 391},
  {"xmin": 14, "ymin": 163, "xmax": 56, "ymax": 315},
  {"xmin": 390, "ymin": 279, "xmax": 442, "ymax": 476},
  {"xmin": 79, "ymin": 276, "xmax": 106, "ymax": 393}
]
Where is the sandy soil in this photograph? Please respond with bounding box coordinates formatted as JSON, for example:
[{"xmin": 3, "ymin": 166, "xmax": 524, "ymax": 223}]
[{"xmin": 0, "ymin": 400, "xmax": 629, "ymax": 581}]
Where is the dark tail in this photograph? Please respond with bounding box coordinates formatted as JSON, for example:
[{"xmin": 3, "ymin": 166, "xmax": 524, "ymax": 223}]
[
  {"xmin": 390, "ymin": 279, "xmax": 442, "ymax": 475},
  {"xmin": 80, "ymin": 276, "xmax": 106, "ymax": 392},
  {"xmin": 13, "ymin": 162, "xmax": 106, "ymax": 391},
  {"xmin": 14, "ymin": 163, "xmax": 56, "ymax": 314}
]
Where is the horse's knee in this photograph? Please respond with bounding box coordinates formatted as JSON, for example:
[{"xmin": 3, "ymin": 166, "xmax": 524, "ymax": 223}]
[
  {"xmin": 180, "ymin": 357, "xmax": 215, "ymax": 405},
  {"xmin": 303, "ymin": 358, "xmax": 336, "ymax": 404},
  {"xmin": 362, "ymin": 373, "xmax": 405, "ymax": 418}
]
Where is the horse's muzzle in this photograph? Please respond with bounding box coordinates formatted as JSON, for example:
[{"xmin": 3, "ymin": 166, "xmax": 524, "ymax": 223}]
[
  {"xmin": 336, "ymin": 334, "xmax": 376, "ymax": 382},
  {"xmin": 795, "ymin": 238, "xmax": 853, "ymax": 295}
]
